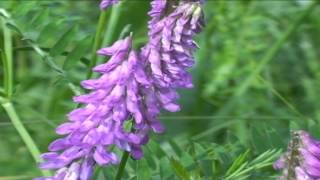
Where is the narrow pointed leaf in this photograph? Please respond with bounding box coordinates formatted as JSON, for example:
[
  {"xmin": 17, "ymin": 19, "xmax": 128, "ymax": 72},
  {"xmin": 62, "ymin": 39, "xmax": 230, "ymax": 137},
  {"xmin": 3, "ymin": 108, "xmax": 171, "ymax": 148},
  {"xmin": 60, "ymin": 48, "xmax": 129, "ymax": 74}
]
[
  {"xmin": 49, "ymin": 25, "xmax": 77, "ymax": 57},
  {"xmin": 63, "ymin": 36, "xmax": 92, "ymax": 70},
  {"xmin": 170, "ymin": 158, "xmax": 191, "ymax": 180}
]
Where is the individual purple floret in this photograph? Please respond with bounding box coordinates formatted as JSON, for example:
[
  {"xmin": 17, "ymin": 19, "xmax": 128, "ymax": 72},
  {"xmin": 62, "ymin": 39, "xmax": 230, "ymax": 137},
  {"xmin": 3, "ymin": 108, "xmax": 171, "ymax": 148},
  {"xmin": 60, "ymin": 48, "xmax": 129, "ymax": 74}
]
[
  {"xmin": 38, "ymin": 36, "xmax": 163, "ymax": 179},
  {"xmin": 274, "ymin": 131, "xmax": 320, "ymax": 180},
  {"xmin": 147, "ymin": 0, "xmax": 168, "ymax": 35},
  {"xmin": 99, "ymin": 0, "xmax": 119, "ymax": 10},
  {"xmin": 142, "ymin": 0, "xmax": 204, "ymax": 89}
]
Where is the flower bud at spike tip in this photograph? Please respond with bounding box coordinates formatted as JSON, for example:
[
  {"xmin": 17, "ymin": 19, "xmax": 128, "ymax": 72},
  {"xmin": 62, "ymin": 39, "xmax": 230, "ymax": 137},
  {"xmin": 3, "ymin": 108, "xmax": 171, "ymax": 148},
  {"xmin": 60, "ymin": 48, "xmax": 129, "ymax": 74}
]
[{"xmin": 99, "ymin": 0, "xmax": 120, "ymax": 10}]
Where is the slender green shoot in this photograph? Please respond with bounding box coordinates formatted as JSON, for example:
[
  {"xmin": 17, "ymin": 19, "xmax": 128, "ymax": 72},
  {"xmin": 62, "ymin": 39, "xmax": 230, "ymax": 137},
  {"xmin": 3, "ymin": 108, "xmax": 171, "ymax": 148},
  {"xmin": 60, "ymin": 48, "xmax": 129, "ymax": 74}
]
[
  {"xmin": 86, "ymin": 10, "xmax": 109, "ymax": 79},
  {"xmin": 1, "ymin": 15, "xmax": 51, "ymax": 177},
  {"xmin": 1, "ymin": 102, "xmax": 51, "ymax": 176},
  {"xmin": 115, "ymin": 151, "xmax": 130, "ymax": 180},
  {"xmin": 1, "ymin": 17, "xmax": 13, "ymax": 98},
  {"xmin": 103, "ymin": 2, "xmax": 122, "ymax": 46},
  {"xmin": 87, "ymin": 2, "xmax": 123, "ymax": 79}
]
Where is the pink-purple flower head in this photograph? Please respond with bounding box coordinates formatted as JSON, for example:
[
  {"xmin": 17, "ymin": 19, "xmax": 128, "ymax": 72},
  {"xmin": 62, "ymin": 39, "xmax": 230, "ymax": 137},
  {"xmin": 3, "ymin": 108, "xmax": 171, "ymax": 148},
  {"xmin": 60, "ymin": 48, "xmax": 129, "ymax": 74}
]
[
  {"xmin": 37, "ymin": 35, "xmax": 184, "ymax": 179},
  {"xmin": 100, "ymin": 0, "xmax": 120, "ymax": 10},
  {"xmin": 143, "ymin": 0, "xmax": 204, "ymax": 89},
  {"xmin": 37, "ymin": 0, "xmax": 206, "ymax": 179},
  {"xmin": 274, "ymin": 131, "xmax": 320, "ymax": 179},
  {"xmin": 37, "ymin": 36, "xmax": 155, "ymax": 179}
]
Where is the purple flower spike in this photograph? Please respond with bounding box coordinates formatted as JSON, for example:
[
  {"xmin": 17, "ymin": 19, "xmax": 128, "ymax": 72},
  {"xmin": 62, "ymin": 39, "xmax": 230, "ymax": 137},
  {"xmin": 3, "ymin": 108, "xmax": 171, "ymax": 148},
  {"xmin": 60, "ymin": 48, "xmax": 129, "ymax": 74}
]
[
  {"xmin": 274, "ymin": 131, "xmax": 320, "ymax": 179},
  {"xmin": 99, "ymin": 0, "xmax": 120, "ymax": 10},
  {"xmin": 38, "ymin": 36, "xmax": 160, "ymax": 179},
  {"xmin": 143, "ymin": 0, "xmax": 204, "ymax": 89},
  {"xmin": 38, "ymin": 0, "xmax": 206, "ymax": 179}
]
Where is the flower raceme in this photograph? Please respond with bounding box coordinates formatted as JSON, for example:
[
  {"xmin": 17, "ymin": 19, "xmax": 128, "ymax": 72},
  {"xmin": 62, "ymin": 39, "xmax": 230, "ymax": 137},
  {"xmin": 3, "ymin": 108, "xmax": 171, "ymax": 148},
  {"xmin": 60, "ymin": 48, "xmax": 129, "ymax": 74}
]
[
  {"xmin": 37, "ymin": 0, "xmax": 205, "ymax": 179},
  {"xmin": 274, "ymin": 131, "xmax": 320, "ymax": 180},
  {"xmin": 142, "ymin": 0, "xmax": 204, "ymax": 89},
  {"xmin": 38, "ymin": 37, "xmax": 162, "ymax": 179},
  {"xmin": 37, "ymin": 36, "xmax": 183, "ymax": 180}
]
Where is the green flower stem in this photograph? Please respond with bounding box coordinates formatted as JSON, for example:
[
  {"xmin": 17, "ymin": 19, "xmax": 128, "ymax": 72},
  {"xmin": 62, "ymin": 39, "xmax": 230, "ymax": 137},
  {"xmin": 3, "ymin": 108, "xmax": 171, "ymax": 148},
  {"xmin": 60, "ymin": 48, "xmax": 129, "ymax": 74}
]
[
  {"xmin": 87, "ymin": 3, "xmax": 122, "ymax": 79},
  {"xmin": 103, "ymin": 3, "xmax": 122, "ymax": 46},
  {"xmin": 114, "ymin": 122, "xmax": 134, "ymax": 180},
  {"xmin": 86, "ymin": 10, "xmax": 108, "ymax": 79},
  {"xmin": 1, "ymin": 101, "xmax": 51, "ymax": 177},
  {"xmin": 1, "ymin": 16, "xmax": 51, "ymax": 177},
  {"xmin": 115, "ymin": 151, "xmax": 130, "ymax": 180},
  {"xmin": 1, "ymin": 17, "xmax": 13, "ymax": 99}
]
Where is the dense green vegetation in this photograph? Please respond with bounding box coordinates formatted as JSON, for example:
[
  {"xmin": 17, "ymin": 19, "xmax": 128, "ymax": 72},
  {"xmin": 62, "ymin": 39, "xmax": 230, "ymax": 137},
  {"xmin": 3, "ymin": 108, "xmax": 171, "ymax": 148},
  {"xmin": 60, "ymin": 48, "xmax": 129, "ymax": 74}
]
[{"xmin": 0, "ymin": 0, "xmax": 319, "ymax": 179}]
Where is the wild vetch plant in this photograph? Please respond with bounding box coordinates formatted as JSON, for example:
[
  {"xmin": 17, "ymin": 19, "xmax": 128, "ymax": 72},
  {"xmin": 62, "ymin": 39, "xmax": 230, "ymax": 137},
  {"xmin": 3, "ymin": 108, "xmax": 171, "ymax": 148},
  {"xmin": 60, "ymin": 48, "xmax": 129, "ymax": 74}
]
[
  {"xmin": 1, "ymin": 0, "xmax": 318, "ymax": 179},
  {"xmin": 36, "ymin": 0, "xmax": 205, "ymax": 179}
]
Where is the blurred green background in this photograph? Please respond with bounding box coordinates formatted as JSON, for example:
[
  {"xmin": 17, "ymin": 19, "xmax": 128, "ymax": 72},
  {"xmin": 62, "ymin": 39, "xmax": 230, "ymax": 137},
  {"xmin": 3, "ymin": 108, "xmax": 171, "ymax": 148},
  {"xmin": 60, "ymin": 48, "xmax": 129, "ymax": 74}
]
[{"xmin": 0, "ymin": 0, "xmax": 320, "ymax": 179}]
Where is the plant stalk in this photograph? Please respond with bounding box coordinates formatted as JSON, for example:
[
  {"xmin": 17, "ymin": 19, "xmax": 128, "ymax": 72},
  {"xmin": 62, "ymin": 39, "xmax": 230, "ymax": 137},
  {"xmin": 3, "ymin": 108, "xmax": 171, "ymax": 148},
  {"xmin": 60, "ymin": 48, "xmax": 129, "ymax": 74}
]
[
  {"xmin": 1, "ymin": 16, "xmax": 51, "ymax": 177},
  {"xmin": 114, "ymin": 121, "xmax": 135, "ymax": 180},
  {"xmin": 1, "ymin": 102, "xmax": 51, "ymax": 176},
  {"xmin": 1, "ymin": 17, "xmax": 13, "ymax": 98},
  {"xmin": 86, "ymin": 10, "xmax": 109, "ymax": 79},
  {"xmin": 87, "ymin": 2, "xmax": 122, "ymax": 79},
  {"xmin": 114, "ymin": 151, "xmax": 130, "ymax": 180},
  {"xmin": 103, "ymin": 3, "xmax": 122, "ymax": 46}
]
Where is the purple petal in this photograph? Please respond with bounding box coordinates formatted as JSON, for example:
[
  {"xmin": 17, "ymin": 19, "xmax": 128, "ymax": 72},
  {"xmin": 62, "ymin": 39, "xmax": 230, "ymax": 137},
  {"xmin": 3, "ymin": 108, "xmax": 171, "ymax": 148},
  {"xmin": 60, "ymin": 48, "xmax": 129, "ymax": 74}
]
[
  {"xmin": 295, "ymin": 167, "xmax": 313, "ymax": 180},
  {"xmin": 100, "ymin": 0, "xmax": 120, "ymax": 10}
]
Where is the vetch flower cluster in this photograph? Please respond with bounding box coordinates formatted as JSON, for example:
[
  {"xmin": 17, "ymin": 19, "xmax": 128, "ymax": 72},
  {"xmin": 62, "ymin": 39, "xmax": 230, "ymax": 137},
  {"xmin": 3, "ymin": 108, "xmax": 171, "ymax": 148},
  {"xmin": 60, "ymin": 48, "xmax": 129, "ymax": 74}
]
[
  {"xmin": 38, "ymin": 36, "xmax": 155, "ymax": 179},
  {"xmin": 38, "ymin": 0, "xmax": 205, "ymax": 179},
  {"xmin": 274, "ymin": 131, "xmax": 320, "ymax": 180},
  {"xmin": 142, "ymin": 0, "xmax": 204, "ymax": 88}
]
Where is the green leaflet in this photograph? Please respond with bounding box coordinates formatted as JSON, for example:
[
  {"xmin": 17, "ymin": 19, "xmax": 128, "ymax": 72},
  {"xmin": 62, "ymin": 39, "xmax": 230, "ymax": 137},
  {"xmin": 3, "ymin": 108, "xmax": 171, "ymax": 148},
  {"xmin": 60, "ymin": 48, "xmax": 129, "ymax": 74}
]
[
  {"xmin": 63, "ymin": 36, "xmax": 92, "ymax": 70},
  {"xmin": 49, "ymin": 25, "xmax": 77, "ymax": 57},
  {"xmin": 170, "ymin": 157, "xmax": 191, "ymax": 180}
]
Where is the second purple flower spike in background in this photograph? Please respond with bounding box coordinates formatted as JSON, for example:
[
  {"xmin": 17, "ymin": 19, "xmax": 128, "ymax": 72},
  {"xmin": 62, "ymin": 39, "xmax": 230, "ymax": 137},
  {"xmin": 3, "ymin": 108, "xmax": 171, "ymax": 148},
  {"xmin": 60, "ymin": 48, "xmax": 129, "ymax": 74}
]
[
  {"xmin": 274, "ymin": 131, "xmax": 320, "ymax": 180},
  {"xmin": 142, "ymin": 0, "xmax": 205, "ymax": 89}
]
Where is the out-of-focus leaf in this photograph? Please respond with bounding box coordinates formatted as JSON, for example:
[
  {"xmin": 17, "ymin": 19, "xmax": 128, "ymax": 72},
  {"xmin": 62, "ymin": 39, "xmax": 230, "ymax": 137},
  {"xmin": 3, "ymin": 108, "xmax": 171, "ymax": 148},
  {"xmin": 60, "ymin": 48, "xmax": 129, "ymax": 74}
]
[
  {"xmin": 63, "ymin": 36, "xmax": 92, "ymax": 70},
  {"xmin": 168, "ymin": 139, "xmax": 182, "ymax": 156},
  {"xmin": 159, "ymin": 157, "xmax": 171, "ymax": 180},
  {"xmin": 5, "ymin": 22, "xmax": 22, "ymax": 36},
  {"xmin": 136, "ymin": 159, "xmax": 151, "ymax": 180},
  {"xmin": 147, "ymin": 139, "xmax": 167, "ymax": 158},
  {"xmin": 49, "ymin": 25, "xmax": 77, "ymax": 57},
  {"xmin": 170, "ymin": 157, "xmax": 191, "ymax": 180},
  {"xmin": 37, "ymin": 22, "xmax": 58, "ymax": 44},
  {"xmin": 225, "ymin": 149, "xmax": 250, "ymax": 176}
]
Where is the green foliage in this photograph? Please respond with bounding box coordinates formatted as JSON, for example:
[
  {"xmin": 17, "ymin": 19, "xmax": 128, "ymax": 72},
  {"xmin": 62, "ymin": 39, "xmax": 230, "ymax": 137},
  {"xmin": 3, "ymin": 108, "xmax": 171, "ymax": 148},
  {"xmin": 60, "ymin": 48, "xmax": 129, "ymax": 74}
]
[
  {"xmin": 0, "ymin": 0, "xmax": 319, "ymax": 179},
  {"xmin": 63, "ymin": 36, "xmax": 92, "ymax": 70}
]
